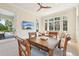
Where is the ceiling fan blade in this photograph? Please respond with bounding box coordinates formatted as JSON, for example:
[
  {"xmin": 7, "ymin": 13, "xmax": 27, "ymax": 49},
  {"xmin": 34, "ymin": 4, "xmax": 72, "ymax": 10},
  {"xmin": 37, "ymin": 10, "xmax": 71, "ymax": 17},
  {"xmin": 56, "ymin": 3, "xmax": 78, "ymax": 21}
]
[
  {"xmin": 37, "ymin": 3, "xmax": 52, "ymax": 11},
  {"xmin": 42, "ymin": 6, "xmax": 51, "ymax": 8},
  {"xmin": 46, "ymin": 6, "xmax": 51, "ymax": 8},
  {"xmin": 37, "ymin": 3, "xmax": 41, "ymax": 6}
]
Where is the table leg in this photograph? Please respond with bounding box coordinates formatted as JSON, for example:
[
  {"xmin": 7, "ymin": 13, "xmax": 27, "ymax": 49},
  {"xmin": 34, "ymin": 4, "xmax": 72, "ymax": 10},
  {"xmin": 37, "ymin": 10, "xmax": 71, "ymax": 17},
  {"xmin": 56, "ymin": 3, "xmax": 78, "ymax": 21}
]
[{"xmin": 48, "ymin": 49, "xmax": 53, "ymax": 56}]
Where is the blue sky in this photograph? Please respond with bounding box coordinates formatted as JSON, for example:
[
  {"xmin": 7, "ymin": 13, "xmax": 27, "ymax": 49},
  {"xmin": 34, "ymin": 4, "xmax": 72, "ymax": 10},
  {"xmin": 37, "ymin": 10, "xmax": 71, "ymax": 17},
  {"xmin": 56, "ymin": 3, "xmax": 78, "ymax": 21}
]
[{"xmin": 22, "ymin": 21, "xmax": 33, "ymax": 26}]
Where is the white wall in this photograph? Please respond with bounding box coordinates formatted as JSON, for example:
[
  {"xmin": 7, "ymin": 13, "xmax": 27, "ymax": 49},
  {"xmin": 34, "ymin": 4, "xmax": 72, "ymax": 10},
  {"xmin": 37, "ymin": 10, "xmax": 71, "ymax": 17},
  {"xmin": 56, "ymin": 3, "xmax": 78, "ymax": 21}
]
[
  {"xmin": 0, "ymin": 8, "xmax": 15, "ymax": 16},
  {"xmin": 14, "ymin": 9, "xmax": 39, "ymax": 38},
  {"xmin": 76, "ymin": 5, "xmax": 79, "ymax": 43}
]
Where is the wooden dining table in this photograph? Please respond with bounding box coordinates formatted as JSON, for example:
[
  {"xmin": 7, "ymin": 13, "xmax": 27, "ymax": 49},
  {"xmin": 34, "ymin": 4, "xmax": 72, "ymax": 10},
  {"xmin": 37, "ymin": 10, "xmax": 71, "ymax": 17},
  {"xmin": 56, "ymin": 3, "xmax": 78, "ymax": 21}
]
[{"xmin": 28, "ymin": 36, "xmax": 60, "ymax": 56}]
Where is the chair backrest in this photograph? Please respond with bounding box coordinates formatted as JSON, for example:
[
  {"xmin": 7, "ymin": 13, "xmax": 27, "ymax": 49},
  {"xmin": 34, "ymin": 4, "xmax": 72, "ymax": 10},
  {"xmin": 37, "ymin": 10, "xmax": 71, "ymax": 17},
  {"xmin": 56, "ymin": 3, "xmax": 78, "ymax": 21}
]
[
  {"xmin": 58, "ymin": 32, "xmax": 66, "ymax": 48},
  {"xmin": 29, "ymin": 32, "xmax": 36, "ymax": 39},
  {"xmin": 58, "ymin": 34, "xmax": 71, "ymax": 55},
  {"xmin": 63, "ymin": 34, "xmax": 71, "ymax": 55},
  {"xmin": 48, "ymin": 32, "xmax": 58, "ymax": 38},
  {"xmin": 15, "ymin": 36, "xmax": 31, "ymax": 56},
  {"xmin": 41, "ymin": 31, "xmax": 49, "ymax": 36}
]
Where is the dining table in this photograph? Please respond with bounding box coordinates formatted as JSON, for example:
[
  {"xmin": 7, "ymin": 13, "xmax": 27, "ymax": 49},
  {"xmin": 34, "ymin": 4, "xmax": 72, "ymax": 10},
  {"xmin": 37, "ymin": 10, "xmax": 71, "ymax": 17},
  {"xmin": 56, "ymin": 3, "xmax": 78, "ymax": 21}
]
[{"xmin": 28, "ymin": 36, "xmax": 60, "ymax": 56}]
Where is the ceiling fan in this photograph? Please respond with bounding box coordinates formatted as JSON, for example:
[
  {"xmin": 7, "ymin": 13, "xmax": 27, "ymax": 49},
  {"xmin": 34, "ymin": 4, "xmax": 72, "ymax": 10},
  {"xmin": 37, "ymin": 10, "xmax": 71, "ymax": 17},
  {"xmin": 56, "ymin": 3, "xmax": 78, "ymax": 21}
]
[{"xmin": 37, "ymin": 3, "xmax": 52, "ymax": 11}]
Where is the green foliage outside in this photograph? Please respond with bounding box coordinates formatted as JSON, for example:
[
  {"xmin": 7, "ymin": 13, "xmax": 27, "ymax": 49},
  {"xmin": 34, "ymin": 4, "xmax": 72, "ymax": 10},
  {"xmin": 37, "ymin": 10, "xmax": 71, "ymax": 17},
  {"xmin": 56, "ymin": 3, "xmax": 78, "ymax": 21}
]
[
  {"xmin": 5, "ymin": 20, "xmax": 13, "ymax": 32},
  {"xmin": 0, "ymin": 23, "xmax": 8, "ymax": 31},
  {"xmin": 0, "ymin": 20, "xmax": 13, "ymax": 32},
  {"xmin": 26, "ymin": 27, "xmax": 32, "ymax": 29}
]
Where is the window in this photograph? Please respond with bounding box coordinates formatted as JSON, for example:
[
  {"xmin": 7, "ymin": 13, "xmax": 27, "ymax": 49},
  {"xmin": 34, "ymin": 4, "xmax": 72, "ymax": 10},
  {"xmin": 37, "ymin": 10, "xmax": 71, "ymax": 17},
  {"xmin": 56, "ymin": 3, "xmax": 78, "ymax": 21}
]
[
  {"xmin": 48, "ymin": 17, "xmax": 60, "ymax": 31},
  {"xmin": 63, "ymin": 16, "xmax": 68, "ymax": 31},
  {"xmin": 63, "ymin": 20, "xmax": 67, "ymax": 31},
  {"xmin": 45, "ymin": 20, "xmax": 48, "ymax": 31},
  {"xmin": 45, "ymin": 16, "xmax": 68, "ymax": 32},
  {"xmin": 0, "ymin": 14, "xmax": 14, "ymax": 32},
  {"xmin": 36, "ymin": 20, "xmax": 39, "ymax": 32},
  {"xmin": 55, "ymin": 17, "xmax": 60, "ymax": 31},
  {"xmin": 49, "ymin": 23, "xmax": 53, "ymax": 30},
  {"xmin": 55, "ymin": 21, "xmax": 60, "ymax": 31},
  {"xmin": 49, "ymin": 19, "xmax": 53, "ymax": 31},
  {"xmin": 55, "ymin": 17, "xmax": 60, "ymax": 20},
  {"xmin": 45, "ymin": 23, "xmax": 47, "ymax": 31}
]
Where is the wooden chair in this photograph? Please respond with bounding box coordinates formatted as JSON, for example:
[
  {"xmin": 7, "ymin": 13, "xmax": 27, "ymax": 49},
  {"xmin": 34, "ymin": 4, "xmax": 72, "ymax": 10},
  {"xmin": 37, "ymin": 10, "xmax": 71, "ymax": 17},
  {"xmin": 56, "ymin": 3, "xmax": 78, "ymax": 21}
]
[
  {"xmin": 15, "ymin": 36, "xmax": 31, "ymax": 56},
  {"xmin": 29, "ymin": 32, "xmax": 36, "ymax": 39},
  {"xmin": 40, "ymin": 31, "xmax": 49, "ymax": 36},
  {"xmin": 54, "ymin": 34, "xmax": 71, "ymax": 56},
  {"xmin": 48, "ymin": 32, "xmax": 58, "ymax": 38},
  {"xmin": 15, "ymin": 36, "xmax": 48, "ymax": 56}
]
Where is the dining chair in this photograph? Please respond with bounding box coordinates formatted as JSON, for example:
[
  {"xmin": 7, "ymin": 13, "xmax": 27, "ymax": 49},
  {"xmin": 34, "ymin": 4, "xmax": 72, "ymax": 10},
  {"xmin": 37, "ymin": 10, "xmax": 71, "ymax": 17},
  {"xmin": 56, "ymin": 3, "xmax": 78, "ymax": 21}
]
[
  {"xmin": 41, "ymin": 31, "xmax": 49, "ymax": 36},
  {"xmin": 15, "ymin": 36, "xmax": 31, "ymax": 56},
  {"xmin": 29, "ymin": 32, "xmax": 36, "ymax": 39},
  {"xmin": 48, "ymin": 32, "xmax": 58, "ymax": 38},
  {"xmin": 15, "ymin": 36, "xmax": 48, "ymax": 56},
  {"xmin": 29, "ymin": 32, "xmax": 47, "ymax": 53},
  {"xmin": 53, "ymin": 34, "xmax": 71, "ymax": 56}
]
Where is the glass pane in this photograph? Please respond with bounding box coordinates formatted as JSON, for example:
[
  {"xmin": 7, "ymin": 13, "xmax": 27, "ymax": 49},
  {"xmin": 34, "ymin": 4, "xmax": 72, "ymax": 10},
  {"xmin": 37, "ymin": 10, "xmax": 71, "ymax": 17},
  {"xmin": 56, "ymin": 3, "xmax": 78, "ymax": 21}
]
[
  {"xmin": 55, "ymin": 21, "xmax": 60, "ymax": 31},
  {"xmin": 36, "ymin": 20, "xmax": 39, "ymax": 32},
  {"xmin": 45, "ymin": 23, "xmax": 47, "ymax": 31},
  {"xmin": 55, "ymin": 17, "xmax": 60, "ymax": 20},
  {"xmin": 49, "ymin": 23, "xmax": 53, "ymax": 30},
  {"xmin": 49, "ymin": 18, "xmax": 53, "ymax": 21},
  {"xmin": 63, "ymin": 20, "xmax": 67, "ymax": 31},
  {"xmin": 63, "ymin": 16, "xmax": 67, "ymax": 20}
]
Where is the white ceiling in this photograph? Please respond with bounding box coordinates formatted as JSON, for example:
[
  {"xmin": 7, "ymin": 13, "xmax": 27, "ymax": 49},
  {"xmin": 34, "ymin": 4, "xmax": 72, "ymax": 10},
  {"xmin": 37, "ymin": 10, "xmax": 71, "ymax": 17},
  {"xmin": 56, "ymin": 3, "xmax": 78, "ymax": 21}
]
[
  {"xmin": 8, "ymin": 3, "xmax": 78, "ymax": 16},
  {"xmin": 0, "ymin": 8, "xmax": 15, "ymax": 16}
]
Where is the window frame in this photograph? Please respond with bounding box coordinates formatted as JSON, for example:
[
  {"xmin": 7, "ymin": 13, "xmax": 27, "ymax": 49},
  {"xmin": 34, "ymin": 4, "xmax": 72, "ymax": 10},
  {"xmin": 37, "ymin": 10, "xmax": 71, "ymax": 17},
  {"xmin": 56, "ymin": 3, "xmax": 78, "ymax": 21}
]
[{"xmin": 44, "ymin": 16, "xmax": 68, "ymax": 32}]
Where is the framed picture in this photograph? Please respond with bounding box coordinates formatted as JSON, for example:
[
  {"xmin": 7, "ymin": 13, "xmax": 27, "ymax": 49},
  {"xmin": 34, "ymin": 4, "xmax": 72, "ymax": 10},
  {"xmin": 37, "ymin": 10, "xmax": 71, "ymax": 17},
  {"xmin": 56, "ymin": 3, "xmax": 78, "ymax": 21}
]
[{"xmin": 22, "ymin": 21, "xmax": 34, "ymax": 30}]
